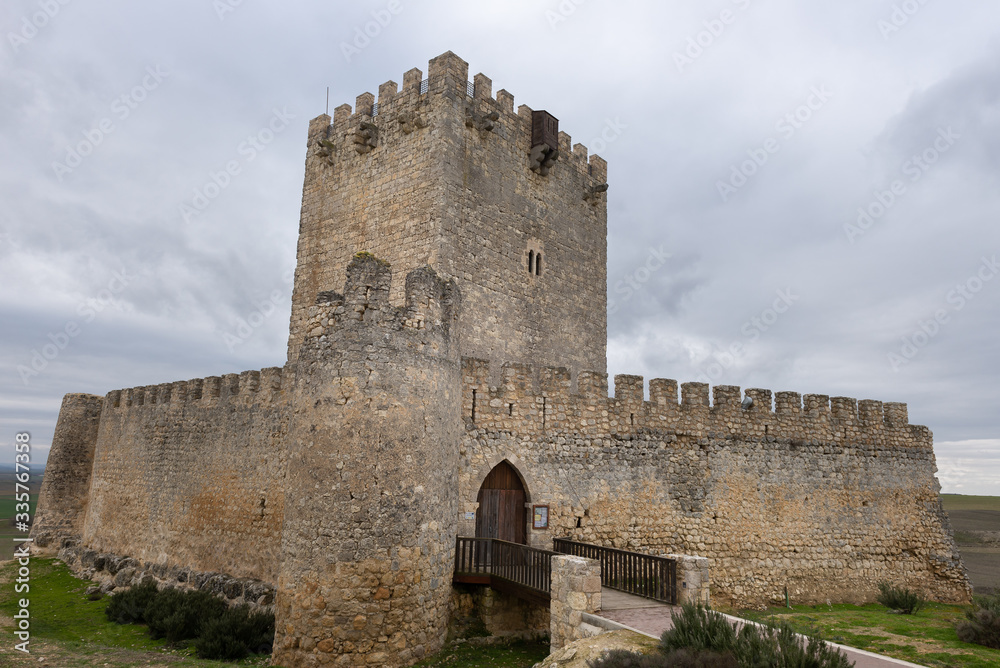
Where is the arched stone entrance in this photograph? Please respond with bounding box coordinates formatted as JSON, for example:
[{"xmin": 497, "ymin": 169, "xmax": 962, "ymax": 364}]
[{"xmin": 475, "ymin": 461, "xmax": 527, "ymax": 544}]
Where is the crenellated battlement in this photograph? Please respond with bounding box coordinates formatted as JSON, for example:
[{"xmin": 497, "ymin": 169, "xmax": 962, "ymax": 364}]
[
  {"xmin": 461, "ymin": 358, "xmax": 930, "ymax": 449},
  {"xmin": 309, "ymin": 50, "xmax": 607, "ymax": 184},
  {"xmin": 105, "ymin": 366, "xmax": 287, "ymax": 412},
  {"xmin": 298, "ymin": 253, "xmax": 459, "ymax": 353}
]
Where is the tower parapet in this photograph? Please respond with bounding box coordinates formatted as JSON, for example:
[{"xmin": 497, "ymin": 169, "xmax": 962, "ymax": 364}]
[
  {"xmin": 288, "ymin": 51, "xmax": 608, "ymax": 380},
  {"xmin": 274, "ymin": 255, "xmax": 462, "ymax": 667},
  {"xmin": 30, "ymin": 393, "xmax": 104, "ymax": 547}
]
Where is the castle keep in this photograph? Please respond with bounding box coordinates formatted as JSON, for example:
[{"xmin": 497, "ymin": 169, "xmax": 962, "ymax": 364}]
[{"xmin": 32, "ymin": 52, "xmax": 970, "ymax": 667}]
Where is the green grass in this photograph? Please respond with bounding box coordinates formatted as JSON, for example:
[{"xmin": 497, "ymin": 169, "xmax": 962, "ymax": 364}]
[
  {"xmin": 0, "ymin": 558, "xmax": 272, "ymax": 666},
  {"xmin": 0, "ymin": 495, "xmax": 39, "ymax": 563},
  {"xmin": 941, "ymin": 494, "xmax": 1000, "ymax": 512},
  {"xmin": 0, "ymin": 558, "xmax": 546, "ymax": 667},
  {"xmin": 736, "ymin": 602, "xmax": 1000, "ymax": 668},
  {"xmin": 412, "ymin": 638, "xmax": 550, "ymax": 667}
]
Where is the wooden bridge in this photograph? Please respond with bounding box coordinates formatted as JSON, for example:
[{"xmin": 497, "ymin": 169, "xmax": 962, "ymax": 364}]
[{"xmin": 453, "ymin": 536, "xmax": 677, "ymax": 606}]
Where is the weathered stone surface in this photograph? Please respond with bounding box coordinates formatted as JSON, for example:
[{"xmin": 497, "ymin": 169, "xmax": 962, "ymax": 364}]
[
  {"xmin": 30, "ymin": 393, "xmax": 103, "ymax": 547},
  {"xmin": 272, "ymin": 255, "xmax": 462, "ymax": 668},
  {"xmin": 533, "ymin": 630, "xmax": 658, "ymax": 668},
  {"xmin": 55, "ymin": 545, "xmax": 275, "ymax": 612},
  {"xmin": 114, "ymin": 567, "xmax": 136, "ymax": 587},
  {"xmin": 550, "ymin": 555, "xmax": 601, "ymax": 652}
]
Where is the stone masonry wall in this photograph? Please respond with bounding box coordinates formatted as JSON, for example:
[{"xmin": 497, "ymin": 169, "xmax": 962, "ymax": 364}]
[
  {"xmin": 287, "ymin": 51, "xmax": 608, "ymax": 377},
  {"xmin": 550, "ymin": 555, "xmax": 602, "ymax": 652},
  {"xmin": 273, "ymin": 256, "xmax": 462, "ymax": 667},
  {"xmin": 31, "ymin": 393, "xmax": 104, "ymax": 546},
  {"xmin": 459, "ymin": 358, "xmax": 971, "ymax": 607},
  {"xmin": 76, "ymin": 368, "xmax": 290, "ymax": 584}
]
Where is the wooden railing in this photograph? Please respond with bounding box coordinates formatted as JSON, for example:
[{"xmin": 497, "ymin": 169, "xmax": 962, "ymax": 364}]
[
  {"xmin": 553, "ymin": 538, "xmax": 676, "ymax": 604},
  {"xmin": 454, "ymin": 537, "xmax": 555, "ymax": 605}
]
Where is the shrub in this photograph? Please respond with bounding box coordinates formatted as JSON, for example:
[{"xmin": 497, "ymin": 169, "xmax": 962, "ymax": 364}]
[
  {"xmin": 660, "ymin": 604, "xmax": 738, "ymax": 655},
  {"xmin": 735, "ymin": 622, "xmax": 854, "ymax": 668},
  {"xmin": 956, "ymin": 592, "xmax": 1000, "ymax": 649},
  {"xmin": 145, "ymin": 587, "xmax": 228, "ymax": 644},
  {"xmin": 589, "ymin": 648, "xmax": 738, "ymax": 668},
  {"xmin": 875, "ymin": 581, "xmax": 926, "ymax": 614},
  {"xmin": 194, "ymin": 604, "xmax": 276, "ymax": 660},
  {"xmin": 104, "ymin": 579, "xmax": 275, "ymax": 658},
  {"xmin": 104, "ymin": 580, "xmax": 158, "ymax": 624},
  {"xmin": 661, "ymin": 649, "xmax": 739, "ymax": 668},
  {"xmin": 659, "ymin": 604, "xmax": 854, "ymax": 668}
]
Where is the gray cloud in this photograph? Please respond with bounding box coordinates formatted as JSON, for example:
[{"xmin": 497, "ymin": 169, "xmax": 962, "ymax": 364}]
[{"xmin": 1, "ymin": 0, "xmax": 998, "ymax": 494}]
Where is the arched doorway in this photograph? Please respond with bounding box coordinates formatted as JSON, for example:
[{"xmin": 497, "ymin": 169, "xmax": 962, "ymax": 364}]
[{"xmin": 475, "ymin": 461, "xmax": 527, "ymax": 544}]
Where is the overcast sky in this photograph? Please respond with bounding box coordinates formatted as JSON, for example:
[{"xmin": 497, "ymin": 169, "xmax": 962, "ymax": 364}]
[{"xmin": 2, "ymin": 0, "xmax": 998, "ymax": 494}]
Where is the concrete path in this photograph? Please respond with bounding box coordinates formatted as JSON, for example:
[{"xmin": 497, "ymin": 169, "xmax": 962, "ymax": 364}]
[{"xmin": 594, "ymin": 589, "xmax": 930, "ymax": 668}]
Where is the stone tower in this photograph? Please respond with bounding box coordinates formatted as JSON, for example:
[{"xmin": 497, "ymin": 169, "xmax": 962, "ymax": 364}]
[
  {"xmin": 274, "ymin": 255, "xmax": 462, "ymax": 666},
  {"xmin": 286, "ymin": 51, "xmax": 609, "ymax": 378}
]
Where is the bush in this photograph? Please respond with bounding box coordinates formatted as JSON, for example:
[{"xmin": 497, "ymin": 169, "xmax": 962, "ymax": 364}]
[
  {"xmin": 875, "ymin": 581, "xmax": 926, "ymax": 614},
  {"xmin": 104, "ymin": 580, "xmax": 158, "ymax": 624},
  {"xmin": 660, "ymin": 604, "xmax": 738, "ymax": 655},
  {"xmin": 661, "ymin": 649, "xmax": 739, "ymax": 668},
  {"xmin": 735, "ymin": 622, "xmax": 854, "ymax": 668},
  {"xmin": 956, "ymin": 592, "xmax": 1000, "ymax": 649},
  {"xmin": 105, "ymin": 580, "xmax": 274, "ymax": 658},
  {"xmin": 145, "ymin": 588, "xmax": 228, "ymax": 644},
  {"xmin": 659, "ymin": 604, "xmax": 854, "ymax": 668},
  {"xmin": 195, "ymin": 604, "xmax": 276, "ymax": 660}
]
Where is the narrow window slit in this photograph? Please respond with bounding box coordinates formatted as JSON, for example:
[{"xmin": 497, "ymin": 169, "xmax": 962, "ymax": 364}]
[
  {"xmin": 471, "ymin": 389, "xmax": 477, "ymax": 422},
  {"xmin": 528, "ymin": 250, "xmax": 534, "ymax": 274},
  {"xmin": 535, "ymin": 253, "xmax": 542, "ymax": 276}
]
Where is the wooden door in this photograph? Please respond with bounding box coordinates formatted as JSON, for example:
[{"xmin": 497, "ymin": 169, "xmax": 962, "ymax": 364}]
[{"xmin": 475, "ymin": 462, "xmax": 527, "ymax": 544}]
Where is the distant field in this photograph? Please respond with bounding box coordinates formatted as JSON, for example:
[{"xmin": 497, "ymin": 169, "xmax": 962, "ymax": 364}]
[
  {"xmin": 0, "ymin": 471, "xmax": 43, "ymax": 559},
  {"xmin": 941, "ymin": 494, "xmax": 1000, "ymax": 512},
  {"xmin": 940, "ymin": 494, "xmax": 1000, "ymax": 595}
]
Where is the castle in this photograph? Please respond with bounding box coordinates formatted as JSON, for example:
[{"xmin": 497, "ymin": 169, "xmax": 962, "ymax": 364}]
[{"xmin": 32, "ymin": 52, "xmax": 970, "ymax": 667}]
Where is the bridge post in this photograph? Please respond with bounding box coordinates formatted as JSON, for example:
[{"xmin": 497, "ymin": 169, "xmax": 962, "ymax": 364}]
[
  {"xmin": 665, "ymin": 554, "xmax": 710, "ymax": 606},
  {"xmin": 550, "ymin": 555, "xmax": 601, "ymax": 652}
]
